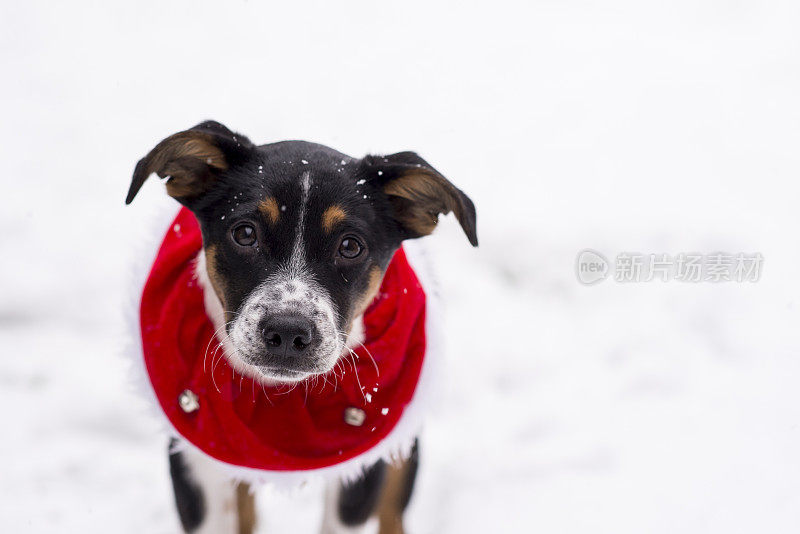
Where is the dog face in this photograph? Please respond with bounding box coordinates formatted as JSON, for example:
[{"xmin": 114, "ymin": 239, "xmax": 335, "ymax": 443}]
[{"xmin": 127, "ymin": 121, "xmax": 477, "ymax": 383}]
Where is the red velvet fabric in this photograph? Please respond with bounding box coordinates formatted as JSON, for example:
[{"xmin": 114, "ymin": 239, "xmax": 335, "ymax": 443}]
[{"xmin": 139, "ymin": 208, "xmax": 426, "ymax": 471}]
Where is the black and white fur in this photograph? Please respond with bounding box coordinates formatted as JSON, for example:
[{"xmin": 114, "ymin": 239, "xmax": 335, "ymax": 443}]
[{"xmin": 126, "ymin": 121, "xmax": 477, "ymax": 533}]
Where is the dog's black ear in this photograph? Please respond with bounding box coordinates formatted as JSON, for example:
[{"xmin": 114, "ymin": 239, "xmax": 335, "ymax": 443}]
[
  {"xmin": 361, "ymin": 152, "xmax": 478, "ymax": 246},
  {"xmin": 126, "ymin": 121, "xmax": 254, "ymax": 207}
]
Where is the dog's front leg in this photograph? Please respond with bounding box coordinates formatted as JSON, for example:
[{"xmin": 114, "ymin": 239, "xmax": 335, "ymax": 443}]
[
  {"xmin": 321, "ymin": 440, "xmax": 419, "ymax": 534},
  {"xmin": 168, "ymin": 438, "xmax": 256, "ymax": 534}
]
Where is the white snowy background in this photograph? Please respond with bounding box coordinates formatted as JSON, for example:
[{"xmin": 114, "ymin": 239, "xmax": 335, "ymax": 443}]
[{"xmin": 2, "ymin": 1, "xmax": 800, "ymax": 532}]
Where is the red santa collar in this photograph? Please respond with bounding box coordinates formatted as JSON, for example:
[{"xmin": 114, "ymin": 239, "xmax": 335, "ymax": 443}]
[{"xmin": 138, "ymin": 208, "xmax": 427, "ymax": 475}]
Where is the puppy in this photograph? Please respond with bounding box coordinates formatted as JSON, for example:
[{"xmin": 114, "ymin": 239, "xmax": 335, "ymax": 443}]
[{"xmin": 126, "ymin": 121, "xmax": 477, "ymax": 533}]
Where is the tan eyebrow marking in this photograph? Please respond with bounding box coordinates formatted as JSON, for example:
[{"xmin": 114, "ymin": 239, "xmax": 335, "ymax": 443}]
[
  {"xmin": 322, "ymin": 205, "xmax": 347, "ymax": 233},
  {"xmin": 258, "ymin": 197, "xmax": 280, "ymax": 224}
]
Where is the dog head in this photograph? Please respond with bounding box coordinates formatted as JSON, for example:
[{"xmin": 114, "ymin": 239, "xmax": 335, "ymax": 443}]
[{"xmin": 127, "ymin": 121, "xmax": 477, "ymax": 383}]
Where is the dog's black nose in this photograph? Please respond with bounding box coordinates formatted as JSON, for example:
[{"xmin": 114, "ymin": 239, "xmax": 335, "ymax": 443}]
[{"xmin": 261, "ymin": 315, "xmax": 315, "ymax": 356}]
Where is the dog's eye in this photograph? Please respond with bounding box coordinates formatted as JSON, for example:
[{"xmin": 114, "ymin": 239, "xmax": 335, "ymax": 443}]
[
  {"xmin": 338, "ymin": 237, "xmax": 364, "ymax": 259},
  {"xmin": 232, "ymin": 224, "xmax": 257, "ymax": 247}
]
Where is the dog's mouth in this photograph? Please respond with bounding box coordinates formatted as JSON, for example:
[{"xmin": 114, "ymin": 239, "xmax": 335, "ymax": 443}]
[
  {"xmin": 230, "ymin": 337, "xmax": 346, "ymax": 384},
  {"xmin": 257, "ymin": 366, "xmax": 312, "ymax": 382},
  {"xmin": 252, "ymin": 356, "xmax": 338, "ymax": 383}
]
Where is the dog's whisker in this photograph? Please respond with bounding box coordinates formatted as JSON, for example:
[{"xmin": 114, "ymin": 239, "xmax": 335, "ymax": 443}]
[
  {"xmin": 202, "ymin": 324, "xmax": 226, "ymax": 373},
  {"xmin": 209, "ymin": 342, "xmax": 225, "ymax": 394},
  {"xmin": 259, "ymin": 380, "xmax": 274, "ymax": 406},
  {"xmin": 202, "ymin": 318, "xmax": 236, "ymax": 374},
  {"xmin": 354, "ymin": 340, "xmax": 379, "ymax": 377},
  {"xmin": 336, "ymin": 331, "xmax": 378, "ymax": 377},
  {"xmin": 273, "ymin": 383, "xmax": 295, "ymax": 396},
  {"xmin": 343, "ymin": 348, "xmax": 366, "ymax": 404},
  {"xmin": 332, "ymin": 359, "xmax": 344, "ymax": 381}
]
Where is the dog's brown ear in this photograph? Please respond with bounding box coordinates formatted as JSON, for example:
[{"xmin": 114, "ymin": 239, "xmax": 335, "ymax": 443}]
[
  {"xmin": 362, "ymin": 152, "xmax": 478, "ymax": 246},
  {"xmin": 125, "ymin": 121, "xmax": 254, "ymax": 206}
]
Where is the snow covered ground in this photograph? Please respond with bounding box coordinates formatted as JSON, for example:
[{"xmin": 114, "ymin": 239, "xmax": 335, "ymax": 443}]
[{"xmin": 2, "ymin": 1, "xmax": 800, "ymax": 532}]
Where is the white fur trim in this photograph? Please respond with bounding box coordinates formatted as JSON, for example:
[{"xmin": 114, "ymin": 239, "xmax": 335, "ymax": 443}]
[
  {"xmin": 124, "ymin": 199, "xmax": 444, "ymax": 489},
  {"xmin": 123, "ymin": 194, "xmax": 189, "ymax": 433}
]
